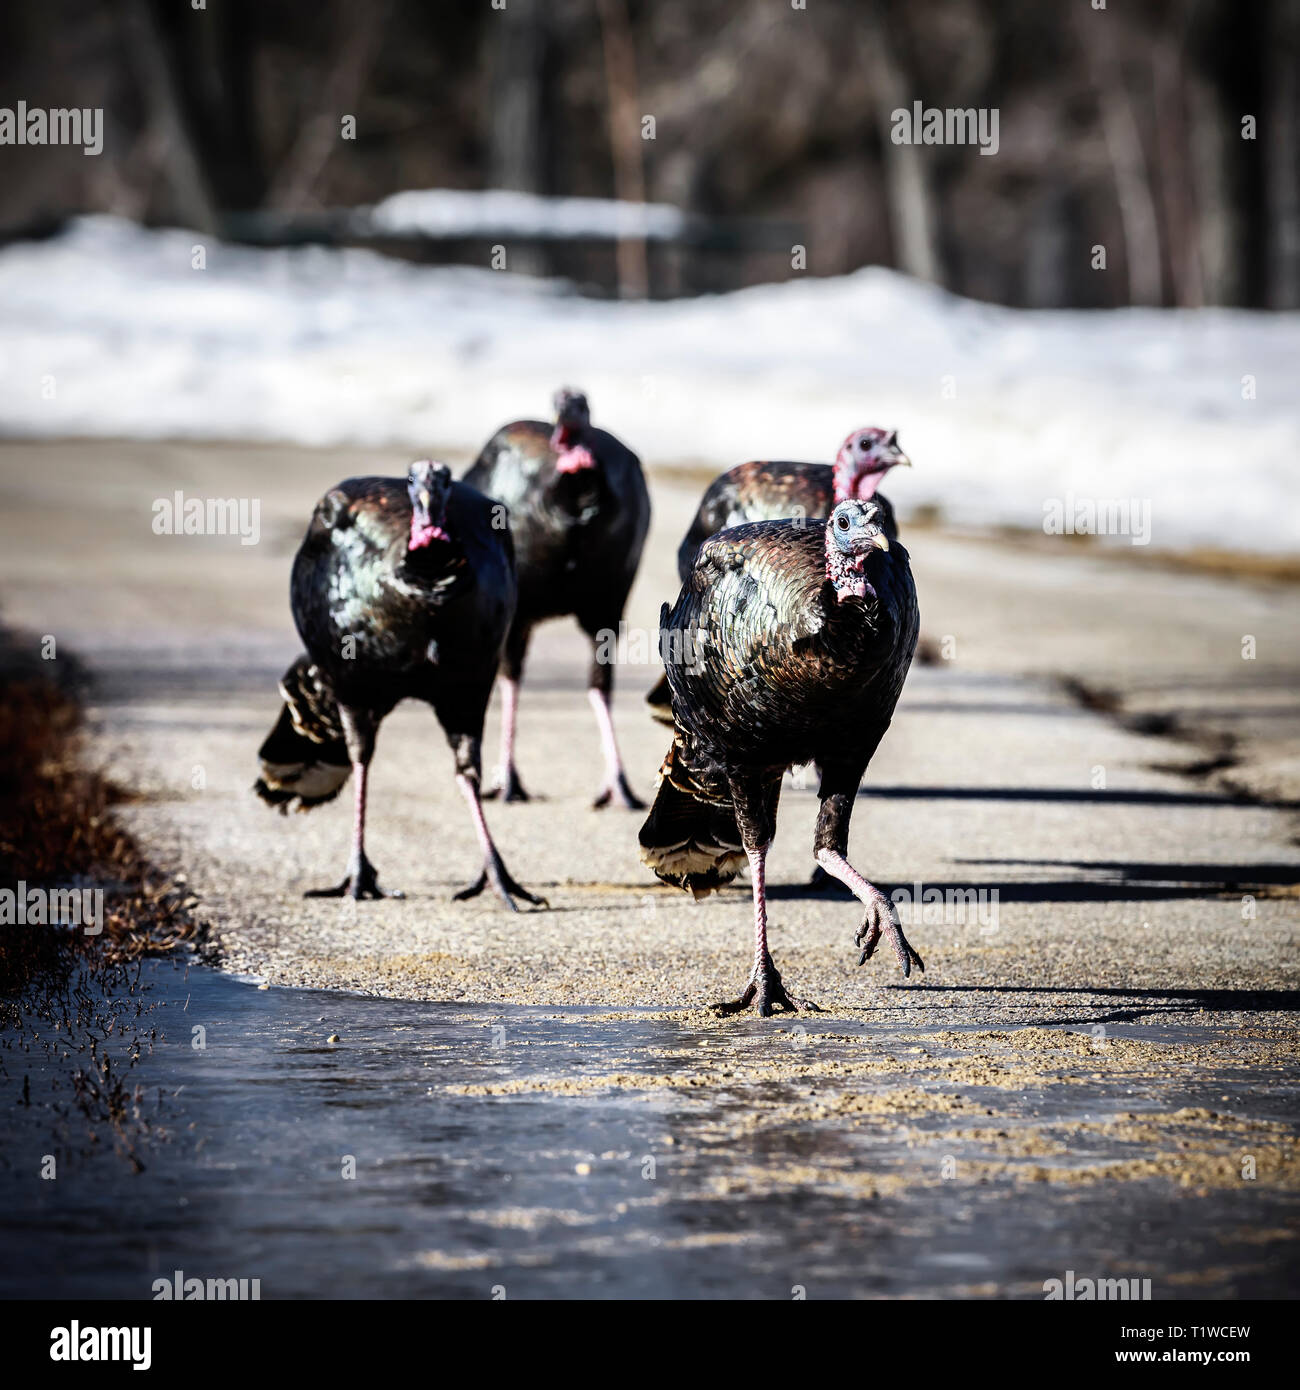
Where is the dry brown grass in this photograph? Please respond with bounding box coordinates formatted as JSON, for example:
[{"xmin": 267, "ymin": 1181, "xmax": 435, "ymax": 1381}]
[
  {"xmin": 0, "ymin": 629, "xmax": 201, "ymax": 1005},
  {"xmin": 0, "ymin": 628, "xmax": 203, "ymax": 1165}
]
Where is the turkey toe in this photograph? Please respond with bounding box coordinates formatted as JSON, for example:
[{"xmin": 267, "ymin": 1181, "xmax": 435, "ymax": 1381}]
[
  {"xmin": 593, "ymin": 772, "xmax": 645, "ymax": 810},
  {"xmin": 855, "ymin": 893, "xmax": 924, "ymax": 976},
  {"xmin": 453, "ymin": 857, "xmax": 547, "ymax": 911},
  {"xmin": 485, "ymin": 767, "xmax": 531, "ymax": 802},
  {"xmin": 713, "ymin": 958, "xmax": 814, "ymax": 1017},
  {"xmin": 305, "ymin": 856, "xmax": 403, "ymax": 901}
]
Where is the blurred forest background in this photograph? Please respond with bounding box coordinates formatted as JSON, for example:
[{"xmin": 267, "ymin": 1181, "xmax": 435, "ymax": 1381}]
[{"xmin": 2, "ymin": 0, "xmax": 1296, "ymax": 307}]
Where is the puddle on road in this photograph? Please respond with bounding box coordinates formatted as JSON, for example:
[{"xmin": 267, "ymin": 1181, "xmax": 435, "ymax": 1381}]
[{"xmin": 1, "ymin": 956, "xmax": 1297, "ymax": 1299}]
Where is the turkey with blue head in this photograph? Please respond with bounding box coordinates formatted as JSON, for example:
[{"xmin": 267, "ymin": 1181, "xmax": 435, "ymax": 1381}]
[
  {"xmin": 639, "ymin": 497, "xmax": 922, "ymax": 1014},
  {"xmin": 646, "ymin": 427, "xmax": 910, "ymax": 723}
]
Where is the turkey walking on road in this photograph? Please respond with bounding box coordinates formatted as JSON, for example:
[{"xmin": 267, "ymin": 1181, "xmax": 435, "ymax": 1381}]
[
  {"xmin": 639, "ymin": 497, "xmax": 922, "ymax": 1014},
  {"xmin": 646, "ymin": 427, "xmax": 909, "ymax": 723},
  {"xmin": 255, "ymin": 460, "xmax": 544, "ymax": 910},
  {"xmin": 464, "ymin": 388, "xmax": 651, "ymax": 808}
]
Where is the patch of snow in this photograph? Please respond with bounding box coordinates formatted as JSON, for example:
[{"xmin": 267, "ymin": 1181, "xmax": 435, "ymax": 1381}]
[
  {"xmin": 369, "ymin": 188, "xmax": 687, "ymax": 241},
  {"xmin": 0, "ymin": 214, "xmax": 1295, "ymax": 552}
]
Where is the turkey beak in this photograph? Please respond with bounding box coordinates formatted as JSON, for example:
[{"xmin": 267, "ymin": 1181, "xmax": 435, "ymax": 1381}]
[
  {"xmin": 868, "ymin": 527, "xmax": 890, "ymax": 552},
  {"xmin": 407, "ymin": 462, "xmax": 452, "ymax": 549},
  {"xmin": 883, "ymin": 432, "xmax": 910, "ymax": 469}
]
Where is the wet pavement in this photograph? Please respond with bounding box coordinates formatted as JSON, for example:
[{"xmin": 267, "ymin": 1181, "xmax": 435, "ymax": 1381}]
[{"xmin": 2, "ymin": 955, "xmax": 1297, "ymax": 1299}]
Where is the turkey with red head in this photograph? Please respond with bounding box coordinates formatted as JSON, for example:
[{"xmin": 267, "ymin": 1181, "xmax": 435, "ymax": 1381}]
[
  {"xmin": 639, "ymin": 497, "xmax": 922, "ymax": 1015},
  {"xmin": 464, "ymin": 388, "xmax": 651, "ymax": 808},
  {"xmin": 647, "ymin": 427, "xmax": 909, "ymax": 722},
  {"xmin": 254, "ymin": 460, "xmax": 544, "ymax": 910}
]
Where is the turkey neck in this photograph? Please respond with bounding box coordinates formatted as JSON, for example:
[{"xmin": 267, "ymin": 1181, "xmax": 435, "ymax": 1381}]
[
  {"xmin": 815, "ymin": 535, "xmax": 900, "ymax": 668},
  {"xmin": 396, "ymin": 533, "xmax": 465, "ymax": 596},
  {"xmin": 823, "ymin": 527, "xmax": 878, "ymax": 607},
  {"xmin": 546, "ymin": 445, "xmax": 607, "ymax": 519}
]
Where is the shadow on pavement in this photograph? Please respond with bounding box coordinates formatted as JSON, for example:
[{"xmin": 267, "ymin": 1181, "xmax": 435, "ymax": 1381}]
[{"xmin": 856, "ymin": 784, "xmax": 1296, "ymax": 809}]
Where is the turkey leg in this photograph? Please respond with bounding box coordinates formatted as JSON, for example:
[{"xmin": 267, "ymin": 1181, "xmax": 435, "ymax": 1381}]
[
  {"xmin": 447, "ymin": 730, "xmax": 544, "ymax": 909},
  {"xmin": 485, "ymin": 676, "xmax": 531, "ymax": 802},
  {"xmin": 304, "ymin": 714, "xmax": 404, "ymax": 900},
  {"xmin": 486, "ymin": 623, "xmax": 532, "ymax": 802},
  {"xmin": 452, "ymin": 772, "xmax": 547, "ymax": 910},
  {"xmin": 589, "ymin": 689, "xmax": 644, "ymax": 809},
  {"xmin": 813, "ymin": 777, "xmax": 923, "ymax": 977},
  {"xmin": 586, "ymin": 637, "xmax": 644, "ymax": 810},
  {"xmin": 714, "ymin": 775, "xmax": 817, "ymax": 1015},
  {"xmin": 801, "ymin": 762, "xmax": 845, "ymax": 893}
]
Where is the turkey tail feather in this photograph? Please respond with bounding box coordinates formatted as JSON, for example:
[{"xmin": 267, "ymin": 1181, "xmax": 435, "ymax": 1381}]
[
  {"xmin": 637, "ymin": 741, "xmax": 746, "ymax": 899},
  {"xmin": 254, "ymin": 657, "xmax": 351, "ymax": 813}
]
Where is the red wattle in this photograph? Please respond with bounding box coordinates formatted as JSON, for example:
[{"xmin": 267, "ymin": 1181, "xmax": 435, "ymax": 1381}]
[
  {"xmin": 409, "ymin": 520, "xmax": 449, "ymax": 550},
  {"xmin": 555, "ymin": 445, "xmax": 597, "ymax": 474}
]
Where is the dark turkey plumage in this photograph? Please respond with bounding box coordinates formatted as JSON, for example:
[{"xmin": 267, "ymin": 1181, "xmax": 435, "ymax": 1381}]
[
  {"xmin": 639, "ymin": 497, "xmax": 922, "ymax": 1014},
  {"xmin": 463, "ymin": 388, "xmax": 651, "ymax": 808},
  {"xmin": 675, "ymin": 461, "xmax": 899, "ymax": 586},
  {"xmin": 647, "ymin": 427, "xmax": 909, "ymax": 722},
  {"xmin": 254, "ymin": 460, "xmax": 543, "ymax": 909}
]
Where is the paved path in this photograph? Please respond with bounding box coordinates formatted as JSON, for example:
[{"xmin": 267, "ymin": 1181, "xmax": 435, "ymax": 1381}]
[{"xmin": 1, "ymin": 439, "xmax": 1296, "ymax": 1297}]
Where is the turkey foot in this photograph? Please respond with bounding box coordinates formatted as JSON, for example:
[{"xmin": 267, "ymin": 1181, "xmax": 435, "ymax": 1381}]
[
  {"xmin": 587, "ymin": 689, "xmax": 643, "ymax": 808},
  {"xmin": 592, "ymin": 770, "xmax": 645, "ymax": 810},
  {"xmin": 304, "ymin": 853, "xmax": 404, "ymax": 901},
  {"xmin": 454, "ymin": 772, "xmax": 546, "ymax": 910},
  {"xmin": 453, "ymin": 848, "xmax": 547, "ymax": 911},
  {"xmin": 713, "ymin": 952, "xmax": 819, "ymax": 1017},
  {"xmin": 815, "ymin": 848, "xmax": 924, "ymax": 978},
  {"xmin": 484, "ymin": 766, "xmax": 531, "ymax": 802},
  {"xmin": 855, "ymin": 890, "xmax": 925, "ymax": 977}
]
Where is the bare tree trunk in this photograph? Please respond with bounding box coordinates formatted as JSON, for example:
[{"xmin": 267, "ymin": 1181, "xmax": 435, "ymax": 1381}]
[
  {"xmin": 1266, "ymin": 0, "xmax": 1300, "ymax": 307},
  {"xmin": 1153, "ymin": 29, "xmax": 1204, "ymax": 307},
  {"xmin": 1188, "ymin": 68, "xmax": 1242, "ymax": 306},
  {"xmin": 1076, "ymin": 13, "xmax": 1164, "ymax": 306},
  {"xmin": 121, "ymin": 0, "xmax": 269, "ymax": 227},
  {"xmin": 205, "ymin": 0, "xmax": 265, "ymax": 210},
  {"xmin": 860, "ymin": 1, "xmax": 943, "ymax": 285},
  {"xmin": 121, "ymin": 0, "xmax": 221, "ymax": 233},
  {"xmin": 269, "ymin": 0, "xmax": 390, "ymax": 211},
  {"xmin": 486, "ymin": 0, "xmax": 547, "ymax": 276},
  {"xmin": 1024, "ymin": 184, "xmax": 1070, "ymax": 307},
  {"xmin": 488, "ymin": 0, "xmax": 545, "ymax": 192},
  {"xmin": 596, "ymin": 0, "xmax": 649, "ymax": 299}
]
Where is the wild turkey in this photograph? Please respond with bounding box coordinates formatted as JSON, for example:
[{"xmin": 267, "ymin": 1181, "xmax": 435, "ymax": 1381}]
[
  {"xmin": 638, "ymin": 497, "xmax": 922, "ymax": 1014},
  {"xmin": 647, "ymin": 427, "xmax": 909, "ymax": 721},
  {"xmin": 463, "ymin": 388, "xmax": 651, "ymax": 808},
  {"xmin": 255, "ymin": 460, "xmax": 543, "ymax": 910}
]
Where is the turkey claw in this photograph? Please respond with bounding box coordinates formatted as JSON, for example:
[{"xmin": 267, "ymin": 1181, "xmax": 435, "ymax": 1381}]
[
  {"xmin": 855, "ymin": 891, "xmax": 924, "ymax": 977},
  {"xmin": 592, "ymin": 772, "xmax": 645, "ymax": 810},
  {"xmin": 453, "ymin": 854, "xmax": 547, "ymax": 912},
  {"xmin": 484, "ymin": 767, "xmax": 531, "ymax": 803},
  {"xmin": 305, "ymin": 855, "xmax": 403, "ymax": 901},
  {"xmin": 713, "ymin": 955, "xmax": 819, "ymax": 1017}
]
